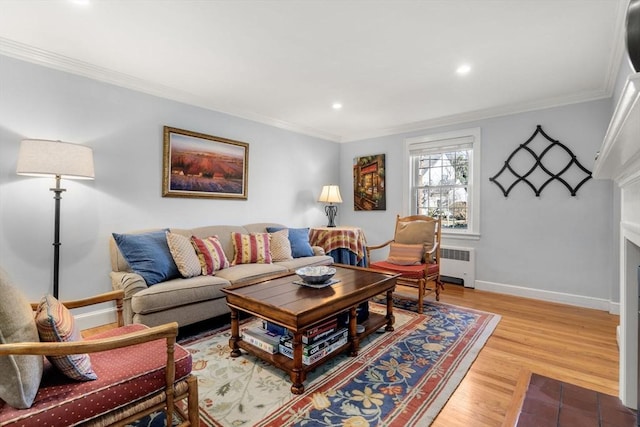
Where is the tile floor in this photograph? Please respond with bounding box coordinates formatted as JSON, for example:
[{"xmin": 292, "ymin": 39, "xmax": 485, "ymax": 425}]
[{"xmin": 516, "ymin": 373, "xmax": 637, "ymax": 427}]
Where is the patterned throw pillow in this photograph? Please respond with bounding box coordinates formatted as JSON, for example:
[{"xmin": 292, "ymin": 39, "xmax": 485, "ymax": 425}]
[
  {"xmin": 191, "ymin": 235, "xmax": 230, "ymax": 275},
  {"xmin": 166, "ymin": 232, "xmax": 202, "ymax": 278},
  {"xmin": 269, "ymin": 229, "xmax": 293, "ymax": 261},
  {"xmin": 387, "ymin": 242, "xmax": 425, "ymax": 266},
  {"xmin": 231, "ymin": 232, "xmax": 272, "ymax": 265},
  {"xmin": 35, "ymin": 295, "xmax": 97, "ymax": 381}
]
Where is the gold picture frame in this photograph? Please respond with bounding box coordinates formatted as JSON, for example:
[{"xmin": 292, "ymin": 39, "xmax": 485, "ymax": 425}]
[{"xmin": 162, "ymin": 126, "xmax": 249, "ymax": 199}]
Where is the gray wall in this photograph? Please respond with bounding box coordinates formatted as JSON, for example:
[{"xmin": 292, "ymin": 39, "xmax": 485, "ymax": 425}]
[
  {"xmin": 341, "ymin": 99, "xmax": 616, "ymax": 309},
  {"xmin": 0, "ymin": 53, "xmax": 620, "ymax": 314},
  {"xmin": 0, "ymin": 55, "xmax": 339, "ymax": 301}
]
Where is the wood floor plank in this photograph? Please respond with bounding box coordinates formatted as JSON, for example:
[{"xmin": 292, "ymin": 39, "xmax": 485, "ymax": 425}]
[{"xmin": 428, "ymin": 284, "xmax": 620, "ymax": 427}]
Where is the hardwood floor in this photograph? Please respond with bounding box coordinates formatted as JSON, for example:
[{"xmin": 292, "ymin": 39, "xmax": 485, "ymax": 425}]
[
  {"xmin": 82, "ymin": 283, "xmax": 621, "ymax": 426},
  {"xmin": 418, "ymin": 284, "xmax": 620, "ymax": 427}
]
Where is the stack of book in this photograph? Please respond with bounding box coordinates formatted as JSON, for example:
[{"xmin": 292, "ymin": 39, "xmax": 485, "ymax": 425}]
[
  {"xmin": 240, "ymin": 327, "xmax": 282, "ymax": 354},
  {"xmin": 279, "ymin": 327, "xmax": 348, "ymax": 365}
]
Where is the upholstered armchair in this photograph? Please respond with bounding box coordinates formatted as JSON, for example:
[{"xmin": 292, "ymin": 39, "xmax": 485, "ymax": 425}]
[
  {"xmin": 0, "ymin": 268, "xmax": 199, "ymax": 426},
  {"xmin": 366, "ymin": 215, "xmax": 443, "ymax": 314}
]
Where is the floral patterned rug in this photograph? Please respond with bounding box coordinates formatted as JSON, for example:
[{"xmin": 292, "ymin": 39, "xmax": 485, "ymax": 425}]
[{"xmin": 131, "ymin": 298, "xmax": 500, "ymax": 427}]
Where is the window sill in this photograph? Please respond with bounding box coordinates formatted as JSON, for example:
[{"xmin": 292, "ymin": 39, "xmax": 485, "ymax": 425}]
[{"xmin": 442, "ymin": 232, "xmax": 480, "ymax": 241}]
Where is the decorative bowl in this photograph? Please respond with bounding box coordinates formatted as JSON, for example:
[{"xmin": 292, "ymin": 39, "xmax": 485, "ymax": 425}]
[{"xmin": 295, "ymin": 266, "xmax": 336, "ymax": 284}]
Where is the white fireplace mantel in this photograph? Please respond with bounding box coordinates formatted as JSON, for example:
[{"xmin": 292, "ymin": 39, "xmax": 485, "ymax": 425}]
[{"xmin": 596, "ymin": 72, "xmax": 640, "ymax": 409}]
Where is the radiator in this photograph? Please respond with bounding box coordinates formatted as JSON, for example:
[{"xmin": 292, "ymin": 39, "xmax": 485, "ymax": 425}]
[{"xmin": 440, "ymin": 246, "xmax": 475, "ymax": 288}]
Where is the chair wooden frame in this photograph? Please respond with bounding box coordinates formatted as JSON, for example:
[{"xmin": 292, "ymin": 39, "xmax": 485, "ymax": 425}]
[
  {"xmin": 366, "ymin": 215, "xmax": 444, "ymax": 313},
  {"xmin": 0, "ymin": 290, "xmax": 199, "ymax": 427}
]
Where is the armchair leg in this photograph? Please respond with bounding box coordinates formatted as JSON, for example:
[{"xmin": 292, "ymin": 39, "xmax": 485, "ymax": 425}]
[
  {"xmin": 187, "ymin": 375, "xmax": 200, "ymax": 426},
  {"xmin": 417, "ymin": 278, "xmax": 425, "ymax": 314}
]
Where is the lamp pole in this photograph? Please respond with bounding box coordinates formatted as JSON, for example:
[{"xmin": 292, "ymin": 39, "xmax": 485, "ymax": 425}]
[{"xmin": 50, "ymin": 175, "xmax": 65, "ymax": 299}]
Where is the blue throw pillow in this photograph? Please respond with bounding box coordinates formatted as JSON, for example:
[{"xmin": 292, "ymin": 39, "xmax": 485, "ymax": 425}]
[
  {"xmin": 266, "ymin": 227, "xmax": 314, "ymax": 258},
  {"xmin": 112, "ymin": 230, "xmax": 180, "ymax": 285}
]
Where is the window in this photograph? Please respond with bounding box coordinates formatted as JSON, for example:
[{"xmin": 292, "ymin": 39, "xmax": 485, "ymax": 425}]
[{"xmin": 404, "ymin": 128, "xmax": 481, "ymax": 238}]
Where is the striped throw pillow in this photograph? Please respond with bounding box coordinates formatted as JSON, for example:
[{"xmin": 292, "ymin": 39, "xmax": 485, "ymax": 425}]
[
  {"xmin": 387, "ymin": 242, "xmax": 424, "ymax": 266},
  {"xmin": 231, "ymin": 232, "xmax": 272, "ymax": 265},
  {"xmin": 35, "ymin": 295, "xmax": 97, "ymax": 381},
  {"xmin": 191, "ymin": 235, "xmax": 229, "ymax": 275}
]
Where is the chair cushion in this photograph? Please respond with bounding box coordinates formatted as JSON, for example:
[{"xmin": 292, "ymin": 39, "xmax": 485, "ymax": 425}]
[
  {"xmin": 166, "ymin": 232, "xmax": 202, "ymax": 278},
  {"xmin": 0, "ymin": 268, "xmax": 43, "ymax": 409},
  {"xmin": 0, "ymin": 324, "xmax": 192, "ymax": 427},
  {"xmin": 112, "ymin": 230, "xmax": 180, "ymax": 285},
  {"xmin": 369, "ymin": 260, "xmax": 439, "ymax": 280},
  {"xmin": 231, "ymin": 232, "xmax": 272, "ymax": 265},
  {"xmin": 269, "ymin": 229, "xmax": 293, "ymax": 261},
  {"xmin": 35, "ymin": 295, "xmax": 97, "ymax": 381},
  {"xmin": 395, "ymin": 220, "xmax": 436, "ymax": 252},
  {"xmin": 191, "ymin": 235, "xmax": 230, "ymax": 274},
  {"xmin": 387, "ymin": 242, "xmax": 424, "ymax": 265}
]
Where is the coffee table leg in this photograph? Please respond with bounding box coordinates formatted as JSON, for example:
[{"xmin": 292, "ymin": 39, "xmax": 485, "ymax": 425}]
[
  {"xmin": 290, "ymin": 332, "xmax": 305, "ymax": 394},
  {"xmin": 349, "ymin": 306, "xmax": 359, "ymax": 356},
  {"xmin": 385, "ymin": 289, "xmax": 395, "ymax": 332},
  {"xmin": 229, "ymin": 307, "xmax": 242, "ymax": 357}
]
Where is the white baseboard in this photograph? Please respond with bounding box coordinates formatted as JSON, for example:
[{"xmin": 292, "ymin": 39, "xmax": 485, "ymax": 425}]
[
  {"xmin": 474, "ymin": 280, "xmax": 614, "ymax": 312},
  {"xmin": 76, "ymin": 307, "xmax": 118, "ymax": 332}
]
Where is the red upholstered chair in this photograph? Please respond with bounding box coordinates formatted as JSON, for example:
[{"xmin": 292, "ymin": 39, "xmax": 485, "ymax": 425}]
[
  {"xmin": 366, "ymin": 215, "xmax": 443, "ymax": 314},
  {"xmin": 0, "ymin": 274, "xmax": 199, "ymax": 427}
]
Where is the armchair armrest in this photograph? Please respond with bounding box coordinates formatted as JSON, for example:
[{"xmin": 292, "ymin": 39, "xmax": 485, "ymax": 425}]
[
  {"xmin": 0, "ymin": 322, "xmax": 178, "ymax": 357},
  {"xmin": 31, "ymin": 290, "xmax": 125, "ymax": 327},
  {"xmin": 364, "ymin": 239, "xmax": 394, "ymax": 267},
  {"xmin": 424, "ymin": 241, "xmax": 440, "ymax": 263}
]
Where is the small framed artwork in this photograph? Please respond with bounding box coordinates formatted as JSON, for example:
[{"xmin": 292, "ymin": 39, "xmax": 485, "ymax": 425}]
[
  {"xmin": 162, "ymin": 126, "xmax": 249, "ymax": 199},
  {"xmin": 353, "ymin": 153, "xmax": 386, "ymax": 210}
]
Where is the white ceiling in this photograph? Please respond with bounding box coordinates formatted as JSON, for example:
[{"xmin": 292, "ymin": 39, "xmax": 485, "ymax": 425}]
[{"xmin": 0, "ymin": 0, "xmax": 629, "ymax": 142}]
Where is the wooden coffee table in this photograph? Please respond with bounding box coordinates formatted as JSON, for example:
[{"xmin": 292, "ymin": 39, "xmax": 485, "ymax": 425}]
[{"xmin": 222, "ymin": 265, "xmax": 398, "ymax": 394}]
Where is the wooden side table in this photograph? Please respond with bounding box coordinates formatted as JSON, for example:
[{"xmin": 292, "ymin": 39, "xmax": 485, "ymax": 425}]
[{"xmin": 309, "ymin": 226, "xmax": 368, "ymax": 267}]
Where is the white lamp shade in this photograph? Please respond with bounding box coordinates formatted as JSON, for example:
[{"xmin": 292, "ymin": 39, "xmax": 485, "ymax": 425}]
[
  {"xmin": 318, "ymin": 185, "xmax": 342, "ymax": 204},
  {"xmin": 16, "ymin": 139, "xmax": 95, "ymax": 180}
]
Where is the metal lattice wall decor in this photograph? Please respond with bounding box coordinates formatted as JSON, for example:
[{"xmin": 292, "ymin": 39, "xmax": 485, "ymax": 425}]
[{"xmin": 489, "ymin": 125, "xmax": 592, "ymax": 197}]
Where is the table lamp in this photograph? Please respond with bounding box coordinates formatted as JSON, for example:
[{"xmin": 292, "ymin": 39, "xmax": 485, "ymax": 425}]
[
  {"xmin": 16, "ymin": 139, "xmax": 95, "ymax": 298},
  {"xmin": 318, "ymin": 185, "xmax": 343, "ymax": 227}
]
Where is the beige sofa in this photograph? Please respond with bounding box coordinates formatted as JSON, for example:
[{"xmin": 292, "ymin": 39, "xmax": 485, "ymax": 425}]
[{"xmin": 109, "ymin": 223, "xmax": 333, "ymax": 327}]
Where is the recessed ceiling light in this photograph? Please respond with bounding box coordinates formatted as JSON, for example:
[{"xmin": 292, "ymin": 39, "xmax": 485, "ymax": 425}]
[
  {"xmin": 456, "ymin": 64, "xmax": 471, "ymax": 75},
  {"xmin": 332, "ymin": 102, "xmax": 343, "ymax": 110}
]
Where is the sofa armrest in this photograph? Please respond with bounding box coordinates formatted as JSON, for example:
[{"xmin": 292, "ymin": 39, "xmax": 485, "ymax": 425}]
[
  {"xmin": 110, "ymin": 272, "xmax": 148, "ymax": 325},
  {"xmin": 312, "ymin": 246, "xmax": 326, "ymax": 256}
]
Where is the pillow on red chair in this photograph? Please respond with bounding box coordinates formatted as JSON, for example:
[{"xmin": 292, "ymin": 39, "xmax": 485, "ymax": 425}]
[{"xmin": 387, "ymin": 242, "xmax": 424, "ymax": 265}]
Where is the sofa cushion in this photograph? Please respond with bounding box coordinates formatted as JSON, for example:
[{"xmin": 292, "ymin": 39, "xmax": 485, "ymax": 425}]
[
  {"xmin": 0, "ymin": 268, "xmax": 43, "ymax": 409},
  {"xmin": 266, "ymin": 227, "xmax": 314, "ymax": 258},
  {"xmin": 273, "ymin": 255, "xmax": 334, "ymax": 271},
  {"xmin": 231, "ymin": 232, "xmax": 272, "ymax": 265},
  {"xmin": 269, "ymin": 229, "xmax": 293, "ymax": 261},
  {"xmin": 130, "ymin": 275, "xmax": 230, "ymax": 315},
  {"xmin": 214, "ymin": 263, "xmax": 288, "ymax": 284},
  {"xmin": 176, "ymin": 225, "xmax": 249, "ymax": 265},
  {"xmin": 191, "ymin": 235, "xmax": 230, "ymax": 274},
  {"xmin": 112, "ymin": 230, "xmax": 180, "ymax": 285},
  {"xmin": 35, "ymin": 295, "xmax": 97, "ymax": 381},
  {"xmin": 166, "ymin": 232, "xmax": 202, "ymax": 278},
  {"xmin": 0, "ymin": 324, "xmax": 192, "ymax": 427},
  {"xmin": 387, "ymin": 242, "xmax": 424, "ymax": 266}
]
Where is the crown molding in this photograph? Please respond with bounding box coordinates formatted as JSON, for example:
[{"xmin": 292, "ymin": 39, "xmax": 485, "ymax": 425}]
[{"xmin": 0, "ymin": 37, "xmax": 342, "ymax": 143}]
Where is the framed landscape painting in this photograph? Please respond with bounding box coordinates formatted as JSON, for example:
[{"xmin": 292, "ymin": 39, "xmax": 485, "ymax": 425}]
[{"xmin": 162, "ymin": 126, "xmax": 249, "ymax": 199}]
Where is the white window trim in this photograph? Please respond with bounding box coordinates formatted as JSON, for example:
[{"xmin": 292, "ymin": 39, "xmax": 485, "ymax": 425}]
[{"xmin": 403, "ymin": 127, "xmax": 481, "ymax": 240}]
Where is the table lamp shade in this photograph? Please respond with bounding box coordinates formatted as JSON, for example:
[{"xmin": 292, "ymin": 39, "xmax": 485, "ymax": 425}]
[
  {"xmin": 318, "ymin": 185, "xmax": 342, "ymax": 204},
  {"xmin": 16, "ymin": 139, "xmax": 95, "ymax": 180}
]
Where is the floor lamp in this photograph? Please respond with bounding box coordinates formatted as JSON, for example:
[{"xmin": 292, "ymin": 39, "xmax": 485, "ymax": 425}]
[
  {"xmin": 318, "ymin": 185, "xmax": 343, "ymax": 227},
  {"xmin": 16, "ymin": 139, "xmax": 95, "ymax": 298}
]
